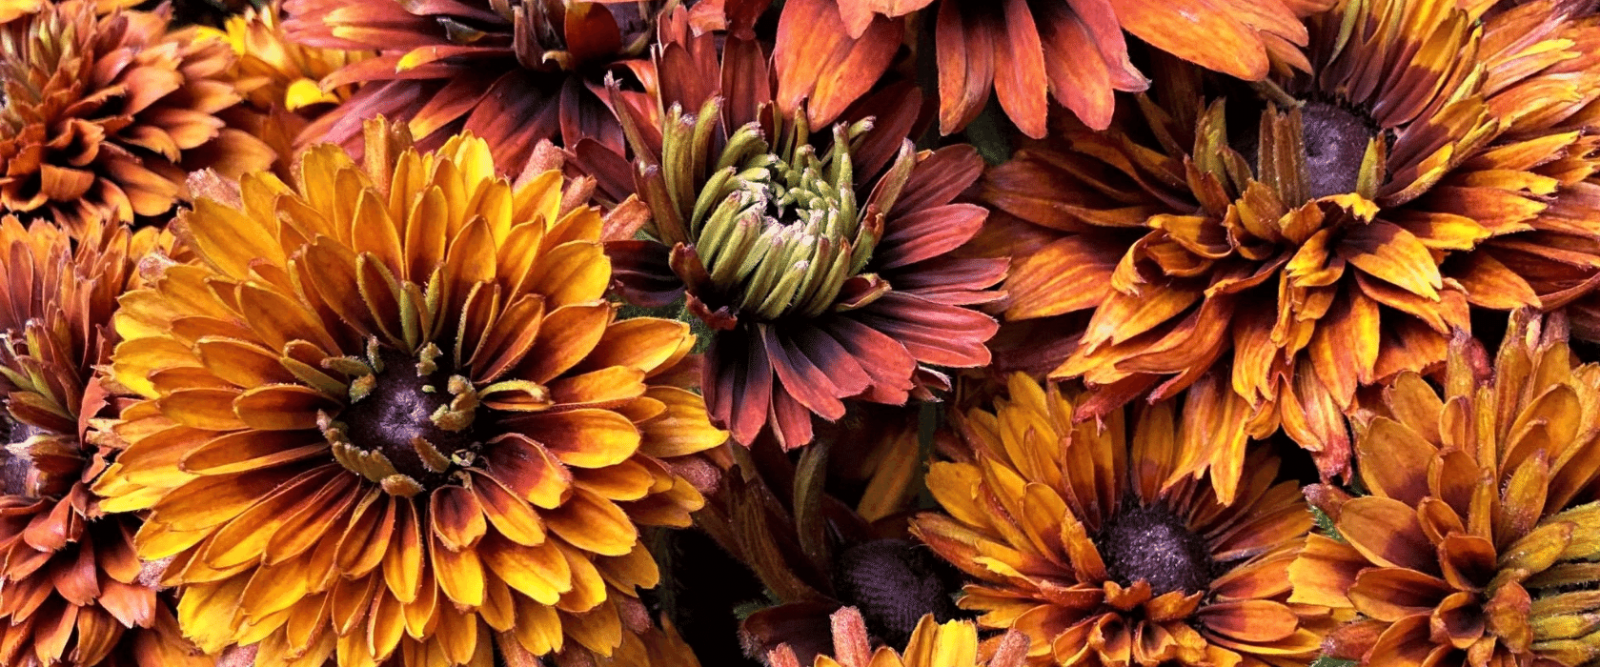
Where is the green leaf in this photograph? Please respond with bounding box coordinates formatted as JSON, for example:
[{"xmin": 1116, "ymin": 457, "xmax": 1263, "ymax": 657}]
[{"xmin": 1310, "ymin": 656, "xmax": 1358, "ymax": 667}]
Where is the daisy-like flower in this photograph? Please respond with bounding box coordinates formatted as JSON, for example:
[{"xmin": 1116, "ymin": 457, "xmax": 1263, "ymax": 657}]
[
  {"xmin": 982, "ymin": 0, "xmax": 1600, "ymax": 495},
  {"xmin": 91, "ymin": 118, "xmax": 728, "ymax": 667},
  {"xmin": 911, "ymin": 373, "xmax": 1327, "ymax": 667},
  {"xmin": 200, "ymin": 0, "xmax": 372, "ymax": 180},
  {"xmin": 772, "ymin": 0, "xmax": 1331, "ymax": 139},
  {"xmin": 605, "ymin": 7, "xmax": 1004, "ymax": 449},
  {"xmin": 284, "ymin": 0, "xmax": 657, "ymax": 171},
  {"xmin": 0, "ymin": 217, "xmax": 211, "ymax": 667},
  {"xmin": 1290, "ymin": 312, "xmax": 1600, "ymax": 667},
  {"xmin": 0, "ymin": 1, "xmax": 274, "ymax": 235},
  {"xmin": 204, "ymin": 1, "xmax": 369, "ymax": 118},
  {"xmin": 768, "ymin": 607, "xmax": 1030, "ymax": 667}
]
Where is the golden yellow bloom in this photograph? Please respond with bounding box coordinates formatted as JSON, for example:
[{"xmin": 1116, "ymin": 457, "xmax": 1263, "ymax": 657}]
[
  {"xmin": 769, "ymin": 607, "xmax": 1030, "ymax": 667},
  {"xmin": 982, "ymin": 0, "xmax": 1600, "ymax": 496},
  {"xmin": 0, "ymin": 217, "xmax": 211, "ymax": 667},
  {"xmin": 202, "ymin": 1, "xmax": 369, "ymax": 115},
  {"xmin": 93, "ymin": 118, "xmax": 728, "ymax": 667},
  {"xmin": 0, "ymin": 1, "xmax": 274, "ymax": 235},
  {"xmin": 912, "ymin": 374, "xmax": 1327, "ymax": 667},
  {"xmin": 1289, "ymin": 311, "xmax": 1600, "ymax": 667}
]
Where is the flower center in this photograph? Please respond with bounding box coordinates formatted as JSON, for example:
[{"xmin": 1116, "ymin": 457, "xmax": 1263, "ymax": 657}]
[
  {"xmin": 832, "ymin": 539, "xmax": 960, "ymax": 647},
  {"xmin": 1098, "ymin": 502, "xmax": 1213, "ymax": 597},
  {"xmin": 1300, "ymin": 101, "xmax": 1376, "ymax": 200},
  {"xmin": 675, "ymin": 114, "xmax": 889, "ymax": 323},
  {"xmin": 0, "ymin": 416, "xmax": 39, "ymax": 496},
  {"xmin": 325, "ymin": 343, "xmax": 482, "ymax": 496}
]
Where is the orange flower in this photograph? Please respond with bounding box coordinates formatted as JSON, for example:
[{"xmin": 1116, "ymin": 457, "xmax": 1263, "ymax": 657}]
[
  {"xmin": 1289, "ymin": 311, "xmax": 1600, "ymax": 667},
  {"xmin": 911, "ymin": 373, "xmax": 1328, "ymax": 667},
  {"xmin": 284, "ymin": 0, "xmax": 657, "ymax": 171},
  {"xmin": 92, "ymin": 118, "xmax": 728, "ymax": 667},
  {"xmin": 0, "ymin": 217, "xmax": 211, "ymax": 667},
  {"xmin": 0, "ymin": 1, "xmax": 274, "ymax": 235},
  {"xmin": 773, "ymin": 0, "xmax": 1331, "ymax": 139},
  {"xmin": 982, "ymin": 0, "xmax": 1600, "ymax": 495},
  {"xmin": 769, "ymin": 607, "xmax": 1031, "ymax": 667}
]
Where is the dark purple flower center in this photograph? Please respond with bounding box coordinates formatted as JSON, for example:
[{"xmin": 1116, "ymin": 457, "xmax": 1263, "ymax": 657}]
[
  {"xmin": 0, "ymin": 415, "xmax": 41, "ymax": 497},
  {"xmin": 832, "ymin": 539, "xmax": 960, "ymax": 647},
  {"xmin": 1099, "ymin": 502, "xmax": 1214, "ymax": 597},
  {"xmin": 340, "ymin": 347, "xmax": 479, "ymax": 489},
  {"xmin": 1301, "ymin": 100, "xmax": 1376, "ymax": 200}
]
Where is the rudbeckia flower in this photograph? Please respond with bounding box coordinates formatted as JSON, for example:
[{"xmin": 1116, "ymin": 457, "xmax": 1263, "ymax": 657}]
[
  {"xmin": 1290, "ymin": 312, "xmax": 1600, "ymax": 667},
  {"xmin": 912, "ymin": 373, "xmax": 1328, "ymax": 667},
  {"xmin": 199, "ymin": 0, "xmax": 372, "ymax": 180},
  {"xmin": 0, "ymin": 1, "xmax": 274, "ymax": 235},
  {"xmin": 284, "ymin": 0, "xmax": 658, "ymax": 171},
  {"xmin": 0, "ymin": 217, "xmax": 210, "ymax": 667},
  {"xmin": 605, "ymin": 7, "xmax": 1004, "ymax": 449},
  {"xmin": 983, "ymin": 0, "xmax": 1600, "ymax": 494},
  {"xmin": 204, "ymin": 0, "xmax": 370, "ymax": 117},
  {"xmin": 771, "ymin": 0, "xmax": 1331, "ymax": 139},
  {"xmin": 92, "ymin": 118, "xmax": 728, "ymax": 667},
  {"xmin": 768, "ymin": 607, "xmax": 1031, "ymax": 667}
]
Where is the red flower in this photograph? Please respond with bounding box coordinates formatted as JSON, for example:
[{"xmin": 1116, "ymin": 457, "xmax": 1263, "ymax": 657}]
[{"xmin": 601, "ymin": 5, "xmax": 1004, "ymax": 448}]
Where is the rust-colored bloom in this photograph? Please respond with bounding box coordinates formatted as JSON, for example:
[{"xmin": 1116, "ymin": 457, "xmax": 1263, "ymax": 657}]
[
  {"xmin": 91, "ymin": 118, "xmax": 728, "ymax": 667},
  {"xmin": 605, "ymin": 7, "xmax": 1004, "ymax": 449},
  {"xmin": 982, "ymin": 0, "xmax": 1600, "ymax": 495},
  {"xmin": 912, "ymin": 373, "xmax": 1327, "ymax": 667},
  {"xmin": 0, "ymin": 1, "xmax": 274, "ymax": 235},
  {"xmin": 0, "ymin": 217, "xmax": 211, "ymax": 667},
  {"xmin": 769, "ymin": 607, "xmax": 1030, "ymax": 667},
  {"xmin": 284, "ymin": 0, "xmax": 657, "ymax": 171},
  {"xmin": 1289, "ymin": 312, "xmax": 1600, "ymax": 667},
  {"xmin": 772, "ymin": 0, "xmax": 1332, "ymax": 139}
]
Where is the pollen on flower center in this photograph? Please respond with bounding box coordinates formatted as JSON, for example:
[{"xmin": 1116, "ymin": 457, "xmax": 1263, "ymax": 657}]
[
  {"xmin": 832, "ymin": 539, "xmax": 960, "ymax": 647},
  {"xmin": 1301, "ymin": 101, "xmax": 1376, "ymax": 201},
  {"xmin": 1098, "ymin": 502, "xmax": 1213, "ymax": 597},
  {"xmin": 327, "ymin": 344, "xmax": 482, "ymax": 494}
]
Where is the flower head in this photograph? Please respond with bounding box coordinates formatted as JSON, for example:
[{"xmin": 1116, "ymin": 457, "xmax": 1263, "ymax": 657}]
[
  {"xmin": 0, "ymin": 216, "xmax": 210, "ymax": 667},
  {"xmin": 0, "ymin": 1, "xmax": 274, "ymax": 234},
  {"xmin": 1290, "ymin": 311, "xmax": 1600, "ymax": 667},
  {"xmin": 606, "ymin": 10, "xmax": 1004, "ymax": 448},
  {"xmin": 204, "ymin": 1, "xmax": 369, "ymax": 117},
  {"xmin": 285, "ymin": 0, "xmax": 657, "ymax": 170},
  {"xmin": 911, "ymin": 373, "xmax": 1327, "ymax": 667},
  {"xmin": 93, "ymin": 118, "xmax": 728, "ymax": 667},
  {"xmin": 983, "ymin": 0, "xmax": 1600, "ymax": 495}
]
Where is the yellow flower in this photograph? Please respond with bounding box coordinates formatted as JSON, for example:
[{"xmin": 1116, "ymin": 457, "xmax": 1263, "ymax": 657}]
[
  {"xmin": 1290, "ymin": 311, "xmax": 1600, "ymax": 666},
  {"xmin": 912, "ymin": 374, "xmax": 1329, "ymax": 666},
  {"xmin": 93, "ymin": 118, "xmax": 728, "ymax": 667},
  {"xmin": 201, "ymin": 1, "xmax": 370, "ymax": 114}
]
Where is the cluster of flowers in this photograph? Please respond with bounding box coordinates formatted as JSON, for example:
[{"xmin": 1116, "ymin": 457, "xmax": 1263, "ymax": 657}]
[{"xmin": 3, "ymin": 0, "xmax": 1600, "ymax": 666}]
